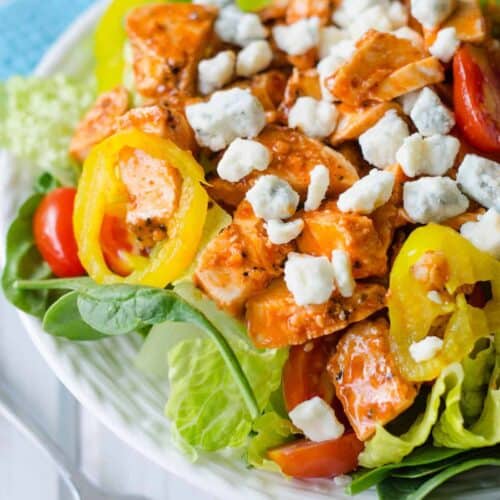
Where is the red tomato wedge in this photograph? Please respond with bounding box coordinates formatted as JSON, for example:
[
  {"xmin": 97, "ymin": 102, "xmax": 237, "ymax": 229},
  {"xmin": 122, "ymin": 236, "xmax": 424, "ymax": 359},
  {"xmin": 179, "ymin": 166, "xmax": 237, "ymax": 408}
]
[
  {"xmin": 268, "ymin": 433, "xmax": 364, "ymax": 479},
  {"xmin": 453, "ymin": 44, "xmax": 500, "ymax": 155},
  {"xmin": 100, "ymin": 214, "xmax": 135, "ymax": 277},
  {"xmin": 282, "ymin": 341, "xmax": 335, "ymax": 412},
  {"xmin": 33, "ymin": 188, "xmax": 86, "ymax": 278}
]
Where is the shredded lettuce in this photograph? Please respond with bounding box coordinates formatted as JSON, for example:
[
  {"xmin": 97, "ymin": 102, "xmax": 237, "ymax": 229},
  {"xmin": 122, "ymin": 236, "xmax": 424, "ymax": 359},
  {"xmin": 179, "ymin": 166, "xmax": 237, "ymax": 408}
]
[
  {"xmin": 0, "ymin": 75, "xmax": 96, "ymax": 185},
  {"xmin": 164, "ymin": 282, "xmax": 288, "ymax": 454},
  {"xmin": 360, "ymin": 335, "xmax": 500, "ymax": 468}
]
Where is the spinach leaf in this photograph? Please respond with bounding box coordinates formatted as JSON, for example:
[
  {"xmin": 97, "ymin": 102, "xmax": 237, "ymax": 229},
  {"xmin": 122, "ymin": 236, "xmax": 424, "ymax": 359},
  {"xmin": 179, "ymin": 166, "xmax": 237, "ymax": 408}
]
[
  {"xmin": 1, "ymin": 194, "xmax": 52, "ymax": 318},
  {"xmin": 377, "ymin": 454, "xmax": 500, "ymax": 500},
  {"xmin": 347, "ymin": 446, "xmax": 467, "ymax": 495},
  {"xmin": 43, "ymin": 291, "xmax": 108, "ymax": 341},
  {"xmin": 16, "ymin": 278, "xmax": 260, "ymax": 419},
  {"xmin": 2, "ymin": 174, "xmax": 62, "ymax": 318},
  {"xmin": 34, "ymin": 172, "xmax": 61, "ymax": 193},
  {"xmin": 391, "ymin": 456, "xmax": 471, "ymax": 479}
]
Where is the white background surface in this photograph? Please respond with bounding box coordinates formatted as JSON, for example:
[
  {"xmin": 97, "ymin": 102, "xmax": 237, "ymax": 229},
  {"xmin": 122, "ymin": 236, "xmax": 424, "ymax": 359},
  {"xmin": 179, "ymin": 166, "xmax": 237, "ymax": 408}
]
[{"xmin": 0, "ymin": 293, "xmax": 214, "ymax": 500}]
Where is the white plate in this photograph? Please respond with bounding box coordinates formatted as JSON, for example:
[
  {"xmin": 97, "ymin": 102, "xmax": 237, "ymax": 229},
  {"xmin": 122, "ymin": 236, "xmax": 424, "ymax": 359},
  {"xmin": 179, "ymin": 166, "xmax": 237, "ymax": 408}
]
[{"xmin": 0, "ymin": 3, "xmax": 364, "ymax": 499}]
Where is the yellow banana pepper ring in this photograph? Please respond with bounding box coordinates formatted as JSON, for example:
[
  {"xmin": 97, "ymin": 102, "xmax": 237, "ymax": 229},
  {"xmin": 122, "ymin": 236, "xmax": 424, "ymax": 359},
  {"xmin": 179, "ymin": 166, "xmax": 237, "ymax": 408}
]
[
  {"xmin": 388, "ymin": 224, "xmax": 500, "ymax": 382},
  {"xmin": 94, "ymin": 0, "xmax": 166, "ymax": 92},
  {"xmin": 74, "ymin": 128, "xmax": 208, "ymax": 288}
]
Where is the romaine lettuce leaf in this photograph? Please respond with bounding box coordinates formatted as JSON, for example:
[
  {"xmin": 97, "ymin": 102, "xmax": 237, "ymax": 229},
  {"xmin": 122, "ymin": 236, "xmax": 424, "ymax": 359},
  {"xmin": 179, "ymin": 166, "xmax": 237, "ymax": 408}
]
[
  {"xmin": 134, "ymin": 321, "xmax": 201, "ymax": 379},
  {"xmin": 360, "ymin": 335, "xmax": 500, "ymax": 468},
  {"xmin": 247, "ymin": 412, "xmax": 298, "ymax": 472},
  {"xmin": 433, "ymin": 336, "xmax": 500, "ymax": 448},
  {"xmin": 166, "ymin": 334, "xmax": 287, "ymax": 452},
  {"xmin": 164, "ymin": 282, "xmax": 288, "ymax": 453},
  {"xmin": 0, "ymin": 75, "xmax": 96, "ymax": 185},
  {"xmin": 358, "ymin": 363, "xmax": 453, "ymax": 468}
]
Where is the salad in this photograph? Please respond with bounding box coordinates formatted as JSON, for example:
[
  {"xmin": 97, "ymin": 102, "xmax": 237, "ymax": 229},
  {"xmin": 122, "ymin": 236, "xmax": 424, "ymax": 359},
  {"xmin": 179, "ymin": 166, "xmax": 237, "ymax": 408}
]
[{"xmin": 1, "ymin": 0, "xmax": 500, "ymax": 498}]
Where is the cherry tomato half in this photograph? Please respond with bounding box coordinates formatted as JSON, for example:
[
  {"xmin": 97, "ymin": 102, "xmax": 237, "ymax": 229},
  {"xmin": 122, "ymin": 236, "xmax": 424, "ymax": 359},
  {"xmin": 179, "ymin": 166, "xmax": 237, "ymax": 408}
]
[
  {"xmin": 100, "ymin": 214, "xmax": 135, "ymax": 277},
  {"xmin": 283, "ymin": 340, "xmax": 335, "ymax": 412},
  {"xmin": 33, "ymin": 187, "xmax": 86, "ymax": 278},
  {"xmin": 453, "ymin": 44, "xmax": 500, "ymax": 155},
  {"xmin": 283, "ymin": 340, "xmax": 352, "ymax": 433},
  {"xmin": 267, "ymin": 433, "xmax": 364, "ymax": 479}
]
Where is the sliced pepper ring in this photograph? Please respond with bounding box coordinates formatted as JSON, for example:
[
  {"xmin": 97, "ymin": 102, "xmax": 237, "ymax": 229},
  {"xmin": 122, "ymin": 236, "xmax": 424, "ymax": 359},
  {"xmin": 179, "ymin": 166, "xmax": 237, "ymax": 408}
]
[
  {"xmin": 388, "ymin": 224, "xmax": 500, "ymax": 382},
  {"xmin": 94, "ymin": 0, "xmax": 166, "ymax": 92},
  {"xmin": 74, "ymin": 128, "xmax": 208, "ymax": 288}
]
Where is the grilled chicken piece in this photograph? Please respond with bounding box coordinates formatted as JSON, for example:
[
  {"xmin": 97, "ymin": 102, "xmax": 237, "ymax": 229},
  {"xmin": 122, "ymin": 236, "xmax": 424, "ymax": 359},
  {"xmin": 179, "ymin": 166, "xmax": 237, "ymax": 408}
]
[
  {"xmin": 328, "ymin": 319, "xmax": 418, "ymax": 441},
  {"xmin": 329, "ymin": 102, "xmax": 400, "ymax": 146},
  {"xmin": 327, "ymin": 30, "xmax": 424, "ymax": 106},
  {"xmin": 246, "ymin": 280, "xmax": 386, "ymax": 348},
  {"xmin": 411, "ymin": 251, "xmax": 450, "ymax": 292},
  {"xmin": 126, "ymin": 3, "xmax": 217, "ymax": 100},
  {"xmin": 259, "ymin": 0, "xmax": 288, "ymax": 22},
  {"xmin": 280, "ymin": 68, "xmax": 321, "ymax": 118},
  {"xmin": 118, "ymin": 146, "xmax": 182, "ymax": 250},
  {"xmin": 286, "ymin": 0, "xmax": 332, "ymax": 25},
  {"xmin": 116, "ymin": 105, "xmax": 197, "ymax": 152},
  {"xmin": 297, "ymin": 201, "xmax": 390, "ymax": 279},
  {"xmin": 69, "ymin": 86, "xmax": 129, "ymax": 163},
  {"xmin": 249, "ymin": 71, "xmax": 289, "ymax": 116},
  {"xmin": 368, "ymin": 57, "xmax": 444, "ymax": 102},
  {"xmin": 335, "ymin": 142, "xmax": 372, "ymax": 178},
  {"xmin": 207, "ymin": 125, "xmax": 359, "ymax": 209},
  {"xmin": 442, "ymin": 208, "xmax": 486, "ymax": 231},
  {"xmin": 233, "ymin": 71, "xmax": 289, "ymax": 119},
  {"xmin": 423, "ymin": 0, "xmax": 486, "ymax": 45},
  {"xmin": 194, "ymin": 201, "xmax": 293, "ymax": 316},
  {"xmin": 287, "ymin": 49, "xmax": 318, "ymax": 71}
]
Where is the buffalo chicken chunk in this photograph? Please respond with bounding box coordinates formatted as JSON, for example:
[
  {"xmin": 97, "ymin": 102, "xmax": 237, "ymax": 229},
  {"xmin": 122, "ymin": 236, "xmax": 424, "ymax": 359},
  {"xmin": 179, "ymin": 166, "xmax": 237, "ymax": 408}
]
[
  {"xmin": 286, "ymin": 0, "xmax": 332, "ymax": 25},
  {"xmin": 328, "ymin": 319, "xmax": 418, "ymax": 441},
  {"xmin": 116, "ymin": 105, "xmax": 197, "ymax": 152},
  {"xmin": 69, "ymin": 86, "xmax": 129, "ymax": 163},
  {"xmin": 118, "ymin": 147, "xmax": 182, "ymax": 250},
  {"xmin": 208, "ymin": 125, "xmax": 359, "ymax": 208},
  {"xmin": 327, "ymin": 30, "xmax": 424, "ymax": 105},
  {"xmin": 297, "ymin": 201, "xmax": 391, "ymax": 278},
  {"xmin": 126, "ymin": 3, "xmax": 217, "ymax": 99},
  {"xmin": 194, "ymin": 201, "xmax": 293, "ymax": 316},
  {"xmin": 246, "ymin": 279, "xmax": 386, "ymax": 348}
]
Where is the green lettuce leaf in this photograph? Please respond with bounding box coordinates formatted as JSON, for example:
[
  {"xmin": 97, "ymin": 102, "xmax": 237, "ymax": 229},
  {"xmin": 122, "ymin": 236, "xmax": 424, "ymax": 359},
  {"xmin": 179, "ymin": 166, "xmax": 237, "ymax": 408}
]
[
  {"xmin": 0, "ymin": 75, "xmax": 96, "ymax": 185},
  {"xmin": 134, "ymin": 321, "xmax": 201, "ymax": 379},
  {"xmin": 433, "ymin": 336, "xmax": 500, "ymax": 448},
  {"xmin": 359, "ymin": 336, "xmax": 500, "ymax": 468},
  {"xmin": 173, "ymin": 281, "xmax": 251, "ymax": 346},
  {"xmin": 247, "ymin": 412, "xmax": 298, "ymax": 472},
  {"xmin": 359, "ymin": 364, "xmax": 453, "ymax": 468},
  {"xmin": 164, "ymin": 282, "xmax": 288, "ymax": 453},
  {"xmin": 166, "ymin": 335, "xmax": 287, "ymax": 452}
]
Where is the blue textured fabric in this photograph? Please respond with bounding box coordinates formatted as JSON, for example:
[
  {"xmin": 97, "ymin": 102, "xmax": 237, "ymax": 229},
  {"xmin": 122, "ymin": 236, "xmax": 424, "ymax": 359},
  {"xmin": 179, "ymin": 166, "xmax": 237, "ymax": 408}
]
[{"xmin": 0, "ymin": 0, "xmax": 95, "ymax": 79}]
